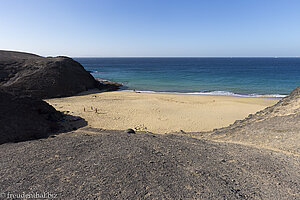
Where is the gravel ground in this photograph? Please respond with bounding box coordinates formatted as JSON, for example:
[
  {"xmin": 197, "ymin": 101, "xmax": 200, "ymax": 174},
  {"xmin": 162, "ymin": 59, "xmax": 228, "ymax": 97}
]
[{"xmin": 0, "ymin": 128, "xmax": 299, "ymax": 199}]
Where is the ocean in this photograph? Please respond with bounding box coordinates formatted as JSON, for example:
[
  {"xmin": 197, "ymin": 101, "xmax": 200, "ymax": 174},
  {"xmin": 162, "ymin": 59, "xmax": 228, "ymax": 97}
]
[{"xmin": 74, "ymin": 58, "xmax": 300, "ymax": 97}]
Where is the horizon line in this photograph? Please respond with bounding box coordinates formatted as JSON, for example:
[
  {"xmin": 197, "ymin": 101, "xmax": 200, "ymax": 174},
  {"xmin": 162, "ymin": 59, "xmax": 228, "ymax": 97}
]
[
  {"xmin": 72, "ymin": 56, "xmax": 300, "ymax": 58},
  {"xmin": 2, "ymin": 49, "xmax": 300, "ymax": 58}
]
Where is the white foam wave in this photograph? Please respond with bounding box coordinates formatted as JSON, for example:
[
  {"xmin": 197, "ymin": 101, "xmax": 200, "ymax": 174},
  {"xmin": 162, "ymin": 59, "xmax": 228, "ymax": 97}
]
[{"xmin": 122, "ymin": 90, "xmax": 287, "ymax": 99}]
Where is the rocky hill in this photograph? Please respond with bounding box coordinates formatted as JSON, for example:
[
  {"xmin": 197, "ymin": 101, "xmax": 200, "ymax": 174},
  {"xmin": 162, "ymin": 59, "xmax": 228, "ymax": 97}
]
[
  {"xmin": 0, "ymin": 50, "xmax": 120, "ymax": 99},
  {"xmin": 192, "ymin": 87, "xmax": 300, "ymax": 155}
]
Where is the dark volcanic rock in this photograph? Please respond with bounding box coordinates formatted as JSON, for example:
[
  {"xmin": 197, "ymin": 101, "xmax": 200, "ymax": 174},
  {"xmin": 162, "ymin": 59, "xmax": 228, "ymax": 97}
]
[
  {"xmin": 0, "ymin": 91, "xmax": 62, "ymax": 144},
  {"xmin": 96, "ymin": 78, "xmax": 123, "ymax": 91},
  {"xmin": 0, "ymin": 50, "xmax": 120, "ymax": 99},
  {"xmin": 125, "ymin": 128, "xmax": 136, "ymax": 134}
]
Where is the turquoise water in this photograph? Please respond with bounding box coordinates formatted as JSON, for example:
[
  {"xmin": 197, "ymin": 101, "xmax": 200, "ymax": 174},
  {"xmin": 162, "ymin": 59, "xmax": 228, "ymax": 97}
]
[{"xmin": 75, "ymin": 58, "xmax": 300, "ymax": 97}]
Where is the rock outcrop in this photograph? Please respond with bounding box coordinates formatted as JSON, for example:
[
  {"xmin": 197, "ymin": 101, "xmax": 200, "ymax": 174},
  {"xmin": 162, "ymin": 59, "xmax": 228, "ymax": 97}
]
[
  {"xmin": 0, "ymin": 91, "xmax": 62, "ymax": 144},
  {"xmin": 96, "ymin": 78, "xmax": 123, "ymax": 91},
  {"xmin": 195, "ymin": 87, "xmax": 300, "ymax": 155},
  {"xmin": 0, "ymin": 50, "xmax": 120, "ymax": 99},
  {"xmin": 0, "ymin": 50, "xmax": 123, "ymax": 144}
]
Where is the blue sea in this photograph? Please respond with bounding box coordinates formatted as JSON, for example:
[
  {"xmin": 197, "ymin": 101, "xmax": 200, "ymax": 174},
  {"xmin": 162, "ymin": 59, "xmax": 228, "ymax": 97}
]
[{"xmin": 74, "ymin": 58, "xmax": 300, "ymax": 98}]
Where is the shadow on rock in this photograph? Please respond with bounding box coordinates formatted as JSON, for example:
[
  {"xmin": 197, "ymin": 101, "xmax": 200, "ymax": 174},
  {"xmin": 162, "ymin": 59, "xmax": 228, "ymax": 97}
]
[
  {"xmin": 56, "ymin": 114, "xmax": 88, "ymax": 134},
  {"xmin": 0, "ymin": 91, "xmax": 62, "ymax": 145},
  {"xmin": 0, "ymin": 91, "xmax": 88, "ymax": 145}
]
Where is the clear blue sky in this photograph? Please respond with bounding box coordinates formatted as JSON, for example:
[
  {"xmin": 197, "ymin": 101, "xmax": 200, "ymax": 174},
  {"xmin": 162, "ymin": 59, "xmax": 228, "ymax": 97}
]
[{"xmin": 1, "ymin": 0, "xmax": 300, "ymax": 57}]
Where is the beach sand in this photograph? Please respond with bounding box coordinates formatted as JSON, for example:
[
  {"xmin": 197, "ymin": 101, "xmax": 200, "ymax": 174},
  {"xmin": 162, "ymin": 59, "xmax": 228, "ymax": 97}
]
[{"xmin": 46, "ymin": 90, "xmax": 278, "ymax": 134}]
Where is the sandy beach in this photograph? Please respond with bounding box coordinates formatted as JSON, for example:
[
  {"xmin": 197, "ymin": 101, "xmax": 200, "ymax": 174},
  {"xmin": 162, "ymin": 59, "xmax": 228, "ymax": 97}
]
[{"xmin": 46, "ymin": 90, "xmax": 278, "ymax": 134}]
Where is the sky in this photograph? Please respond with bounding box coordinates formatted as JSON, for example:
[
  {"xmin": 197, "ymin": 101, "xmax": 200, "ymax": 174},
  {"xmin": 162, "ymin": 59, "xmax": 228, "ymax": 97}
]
[{"xmin": 0, "ymin": 0, "xmax": 300, "ymax": 57}]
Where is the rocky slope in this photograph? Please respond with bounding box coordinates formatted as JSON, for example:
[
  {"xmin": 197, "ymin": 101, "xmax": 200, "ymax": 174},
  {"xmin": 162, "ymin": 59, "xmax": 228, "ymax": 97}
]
[
  {"xmin": 0, "ymin": 50, "xmax": 120, "ymax": 99},
  {"xmin": 192, "ymin": 87, "xmax": 300, "ymax": 155},
  {"xmin": 0, "ymin": 129, "xmax": 299, "ymax": 199},
  {"xmin": 0, "ymin": 91, "xmax": 62, "ymax": 144}
]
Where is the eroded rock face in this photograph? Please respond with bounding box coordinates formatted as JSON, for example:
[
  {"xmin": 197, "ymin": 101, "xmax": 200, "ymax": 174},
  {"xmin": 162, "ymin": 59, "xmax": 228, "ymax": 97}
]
[
  {"xmin": 0, "ymin": 50, "xmax": 98, "ymax": 99},
  {"xmin": 0, "ymin": 91, "xmax": 62, "ymax": 144}
]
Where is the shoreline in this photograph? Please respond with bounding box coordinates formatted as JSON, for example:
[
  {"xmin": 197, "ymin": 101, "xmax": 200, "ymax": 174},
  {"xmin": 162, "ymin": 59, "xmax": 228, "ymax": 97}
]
[
  {"xmin": 91, "ymin": 71, "xmax": 289, "ymax": 99},
  {"xmin": 120, "ymin": 89, "xmax": 286, "ymax": 99},
  {"xmin": 46, "ymin": 90, "xmax": 278, "ymax": 134}
]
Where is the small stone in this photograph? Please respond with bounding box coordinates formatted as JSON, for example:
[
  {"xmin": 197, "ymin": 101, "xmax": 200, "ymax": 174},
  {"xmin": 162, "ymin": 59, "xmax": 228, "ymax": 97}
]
[{"xmin": 125, "ymin": 129, "xmax": 136, "ymax": 134}]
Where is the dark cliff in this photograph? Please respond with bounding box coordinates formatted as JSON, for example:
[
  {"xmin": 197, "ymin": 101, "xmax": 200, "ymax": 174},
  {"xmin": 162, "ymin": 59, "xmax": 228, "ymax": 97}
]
[{"xmin": 0, "ymin": 50, "xmax": 101, "ymax": 99}]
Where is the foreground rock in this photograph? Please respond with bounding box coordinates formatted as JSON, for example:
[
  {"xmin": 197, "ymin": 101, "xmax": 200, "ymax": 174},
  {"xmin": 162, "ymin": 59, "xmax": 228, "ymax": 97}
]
[
  {"xmin": 0, "ymin": 129, "xmax": 299, "ymax": 199},
  {"xmin": 0, "ymin": 91, "xmax": 62, "ymax": 144},
  {"xmin": 0, "ymin": 50, "xmax": 120, "ymax": 99},
  {"xmin": 125, "ymin": 128, "xmax": 136, "ymax": 134}
]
